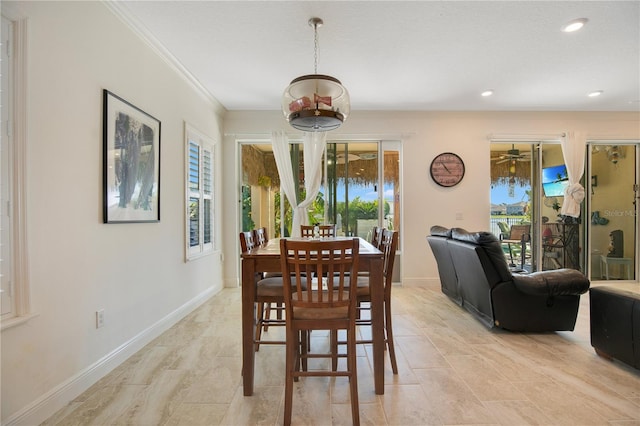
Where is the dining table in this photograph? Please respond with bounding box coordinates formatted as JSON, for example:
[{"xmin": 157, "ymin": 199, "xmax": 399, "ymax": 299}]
[{"xmin": 241, "ymin": 236, "xmax": 385, "ymax": 396}]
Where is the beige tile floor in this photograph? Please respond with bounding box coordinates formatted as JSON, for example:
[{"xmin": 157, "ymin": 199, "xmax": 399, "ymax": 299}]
[{"xmin": 44, "ymin": 283, "xmax": 640, "ymax": 425}]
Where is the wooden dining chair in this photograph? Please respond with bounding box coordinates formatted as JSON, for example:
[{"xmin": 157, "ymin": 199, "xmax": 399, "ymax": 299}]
[
  {"xmin": 280, "ymin": 238, "xmax": 360, "ymax": 426},
  {"xmin": 370, "ymin": 226, "xmax": 384, "ymax": 249},
  {"xmin": 254, "ymin": 226, "xmax": 268, "ymax": 246},
  {"xmin": 239, "ymin": 230, "xmax": 285, "ymax": 351},
  {"xmin": 352, "ymin": 229, "xmax": 399, "ymax": 374},
  {"xmin": 300, "ymin": 224, "xmax": 337, "ymax": 238},
  {"xmin": 253, "ymin": 227, "xmax": 284, "ymax": 334},
  {"xmin": 239, "ymin": 230, "xmax": 257, "ymax": 253}
]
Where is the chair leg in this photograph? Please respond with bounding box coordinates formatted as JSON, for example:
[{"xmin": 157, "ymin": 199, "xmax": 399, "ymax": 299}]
[
  {"xmin": 347, "ymin": 325, "xmax": 360, "ymax": 426},
  {"xmin": 507, "ymin": 243, "xmax": 515, "ymax": 266},
  {"xmin": 299, "ymin": 330, "xmax": 308, "ymax": 373},
  {"xmin": 254, "ymin": 302, "xmax": 264, "ymax": 352},
  {"xmin": 385, "ymin": 301, "xmax": 398, "ymax": 374},
  {"xmin": 263, "ymin": 303, "xmax": 271, "ymax": 332},
  {"xmin": 284, "ymin": 327, "xmax": 297, "ymax": 426},
  {"xmin": 330, "ymin": 330, "xmax": 338, "ymax": 371}
]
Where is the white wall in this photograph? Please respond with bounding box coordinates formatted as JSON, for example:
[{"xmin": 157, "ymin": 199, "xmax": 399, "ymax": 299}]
[
  {"xmin": 1, "ymin": 2, "xmax": 225, "ymax": 424},
  {"xmin": 222, "ymin": 110, "xmax": 640, "ymax": 288}
]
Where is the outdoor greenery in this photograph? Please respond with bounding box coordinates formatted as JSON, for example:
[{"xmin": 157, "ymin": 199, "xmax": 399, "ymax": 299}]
[
  {"xmin": 337, "ymin": 197, "xmax": 390, "ymax": 234},
  {"xmin": 271, "ymin": 191, "xmax": 389, "ymax": 237},
  {"xmin": 242, "ymin": 185, "xmax": 255, "ymax": 232}
]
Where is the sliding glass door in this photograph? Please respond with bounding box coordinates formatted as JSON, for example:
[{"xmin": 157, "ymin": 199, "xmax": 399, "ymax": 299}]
[
  {"xmin": 491, "ymin": 139, "xmax": 639, "ymax": 283},
  {"xmin": 490, "ymin": 141, "xmax": 584, "ymax": 273},
  {"xmin": 490, "ymin": 142, "xmax": 536, "ymax": 271},
  {"xmin": 587, "ymin": 143, "xmax": 638, "ymax": 281},
  {"xmin": 239, "ymin": 139, "xmax": 401, "ymax": 247}
]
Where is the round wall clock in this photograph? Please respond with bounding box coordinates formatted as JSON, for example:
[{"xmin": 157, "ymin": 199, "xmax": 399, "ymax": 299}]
[{"xmin": 430, "ymin": 152, "xmax": 465, "ymax": 187}]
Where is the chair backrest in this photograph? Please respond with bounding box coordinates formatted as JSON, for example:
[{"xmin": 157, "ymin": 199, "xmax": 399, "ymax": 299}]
[
  {"xmin": 371, "ymin": 226, "xmax": 384, "ymax": 249},
  {"xmin": 239, "ymin": 230, "xmax": 257, "ymax": 252},
  {"xmin": 509, "ymin": 224, "xmax": 531, "ymax": 242},
  {"xmin": 280, "ymin": 238, "xmax": 359, "ymax": 319},
  {"xmin": 379, "ymin": 230, "xmax": 399, "ymax": 296},
  {"xmin": 300, "ymin": 224, "xmax": 337, "ymax": 238},
  {"xmin": 497, "ymin": 222, "xmax": 510, "ymax": 239},
  {"xmin": 255, "ymin": 227, "xmax": 268, "ymax": 246}
]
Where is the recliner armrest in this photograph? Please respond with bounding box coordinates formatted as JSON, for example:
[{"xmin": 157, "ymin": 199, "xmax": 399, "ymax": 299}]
[{"xmin": 511, "ymin": 268, "xmax": 590, "ymax": 297}]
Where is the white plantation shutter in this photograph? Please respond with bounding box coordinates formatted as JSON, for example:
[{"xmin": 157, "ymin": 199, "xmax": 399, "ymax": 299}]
[{"xmin": 185, "ymin": 124, "xmax": 215, "ymax": 260}]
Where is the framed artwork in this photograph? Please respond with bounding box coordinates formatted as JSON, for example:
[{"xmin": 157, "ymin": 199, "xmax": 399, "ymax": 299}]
[{"xmin": 103, "ymin": 90, "xmax": 161, "ymax": 223}]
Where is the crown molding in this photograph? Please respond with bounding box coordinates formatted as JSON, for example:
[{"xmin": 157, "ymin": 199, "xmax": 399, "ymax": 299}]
[{"xmin": 102, "ymin": 1, "xmax": 226, "ymax": 115}]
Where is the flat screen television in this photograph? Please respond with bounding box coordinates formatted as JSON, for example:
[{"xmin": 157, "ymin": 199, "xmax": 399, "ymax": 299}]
[{"xmin": 542, "ymin": 164, "xmax": 569, "ymax": 197}]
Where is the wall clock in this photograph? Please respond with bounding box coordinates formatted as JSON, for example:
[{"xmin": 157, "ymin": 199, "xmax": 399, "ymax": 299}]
[{"xmin": 430, "ymin": 152, "xmax": 465, "ymax": 187}]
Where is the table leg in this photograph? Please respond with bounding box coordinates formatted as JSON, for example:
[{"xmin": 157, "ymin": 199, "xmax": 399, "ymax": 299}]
[
  {"xmin": 369, "ymin": 256, "xmax": 384, "ymax": 394},
  {"xmin": 241, "ymin": 258, "xmax": 256, "ymax": 396}
]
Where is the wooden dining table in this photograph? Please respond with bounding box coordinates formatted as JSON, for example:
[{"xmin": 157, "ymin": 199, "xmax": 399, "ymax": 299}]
[{"xmin": 241, "ymin": 236, "xmax": 385, "ymax": 396}]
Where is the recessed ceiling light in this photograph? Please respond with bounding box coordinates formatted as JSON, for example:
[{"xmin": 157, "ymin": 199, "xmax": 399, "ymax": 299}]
[
  {"xmin": 481, "ymin": 90, "xmax": 494, "ymax": 97},
  {"xmin": 562, "ymin": 18, "xmax": 588, "ymax": 33},
  {"xmin": 588, "ymin": 90, "xmax": 603, "ymax": 97}
]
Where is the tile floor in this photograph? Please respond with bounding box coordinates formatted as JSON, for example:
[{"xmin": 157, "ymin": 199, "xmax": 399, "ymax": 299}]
[{"xmin": 43, "ymin": 283, "xmax": 640, "ymax": 425}]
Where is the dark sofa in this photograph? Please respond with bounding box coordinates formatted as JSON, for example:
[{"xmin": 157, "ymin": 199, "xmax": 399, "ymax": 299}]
[
  {"xmin": 427, "ymin": 225, "xmax": 590, "ymax": 331},
  {"xmin": 590, "ymin": 286, "xmax": 640, "ymax": 369}
]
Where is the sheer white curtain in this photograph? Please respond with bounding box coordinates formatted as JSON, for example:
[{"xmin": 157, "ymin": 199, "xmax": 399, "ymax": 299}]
[
  {"xmin": 272, "ymin": 131, "xmax": 298, "ymax": 236},
  {"xmin": 297, "ymin": 132, "xmax": 327, "ymax": 231},
  {"xmin": 271, "ymin": 131, "xmax": 327, "ymax": 237},
  {"xmin": 561, "ymin": 131, "xmax": 587, "ymax": 217}
]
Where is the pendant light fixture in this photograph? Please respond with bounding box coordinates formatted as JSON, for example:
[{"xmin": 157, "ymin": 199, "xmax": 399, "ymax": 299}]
[{"xmin": 282, "ymin": 18, "xmax": 350, "ymax": 132}]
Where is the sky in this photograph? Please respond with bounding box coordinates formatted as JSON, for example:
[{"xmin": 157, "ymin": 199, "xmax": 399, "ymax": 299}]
[
  {"xmin": 336, "ymin": 182, "xmax": 527, "ymax": 206},
  {"xmin": 334, "ymin": 183, "xmax": 394, "ymax": 202},
  {"xmin": 491, "ymin": 183, "xmax": 530, "ymax": 205}
]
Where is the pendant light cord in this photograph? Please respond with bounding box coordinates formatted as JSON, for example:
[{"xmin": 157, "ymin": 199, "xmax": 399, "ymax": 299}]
[{"xmin": 313, "ymin": 21, "xmax": 319, "ymax": 74}]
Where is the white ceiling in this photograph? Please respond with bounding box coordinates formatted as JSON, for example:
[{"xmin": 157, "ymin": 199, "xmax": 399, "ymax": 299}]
[{"xmin": 115, "ymin": 1, "xmax": 639, "ymax": 112}]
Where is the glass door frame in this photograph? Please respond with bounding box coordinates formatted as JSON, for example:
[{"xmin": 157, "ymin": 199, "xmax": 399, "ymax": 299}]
[{"xmin": 585, "ymin": 140, "xmax": 640, "ymax": 283}]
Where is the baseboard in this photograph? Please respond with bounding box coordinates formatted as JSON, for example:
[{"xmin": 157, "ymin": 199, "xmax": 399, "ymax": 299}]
[{"xmin": 5, "ymin": 284, "xmax": 221, "ymax": 426}]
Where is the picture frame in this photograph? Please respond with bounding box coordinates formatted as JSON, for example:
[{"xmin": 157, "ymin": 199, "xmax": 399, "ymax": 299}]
[{"xmin": 103, "ymin": 90, "xmax": 161, "ymax": 223}]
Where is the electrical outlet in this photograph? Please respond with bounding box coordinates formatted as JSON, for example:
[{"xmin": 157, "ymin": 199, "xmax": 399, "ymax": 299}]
[{"xmin": 96, "ymin": 309, "xmax": 105, "ymax": 329}]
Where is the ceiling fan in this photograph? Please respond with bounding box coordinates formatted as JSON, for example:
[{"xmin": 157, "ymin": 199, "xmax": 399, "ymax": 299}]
[
  {"xmin": 335, "ymin": 152, "xmax": 377, "ymax": 164},
  {"xmin": 491, "ymin": 144, "xmax": 532, "ymax": 164}
]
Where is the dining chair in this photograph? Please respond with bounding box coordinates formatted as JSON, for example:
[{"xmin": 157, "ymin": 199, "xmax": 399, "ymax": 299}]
[
  {"xmin": 254, "ymin": 226, "xmax": 268, "ymax": 246},
  {"xmin": 300, "ymin": 224, "xmax": 337, "ymax": 238},
  {"xmin": 240, "ymin": 230, "xmax": 285, "ymax": 351},
  {"xmin": 280, "ymin": 238, "xmax": 360, "ymax": 426},
  {"xmin": 370, "ymin": 226, "xmax": 384, "ymax": 249},
  {"xmin": 253, "ymin": 227, "xmax": 283, "ymax": 334},
  {"xmin": 352, "ymin": 229, "xmax": 399, "ymax": 374},
  {"xmin": 239, "ymin": 230, "xmax": 257, "ymax": 253}
]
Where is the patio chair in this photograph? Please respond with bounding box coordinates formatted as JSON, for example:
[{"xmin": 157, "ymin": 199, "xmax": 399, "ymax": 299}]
[{"xmin": 500, "ymin": 224, "xmax": 531, "ymax": 269}]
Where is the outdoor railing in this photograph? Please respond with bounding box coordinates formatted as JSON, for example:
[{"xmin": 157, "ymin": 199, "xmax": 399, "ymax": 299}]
[{"xmin": 489, "ymin": 216, "xmax": 529, "ymax": 238}]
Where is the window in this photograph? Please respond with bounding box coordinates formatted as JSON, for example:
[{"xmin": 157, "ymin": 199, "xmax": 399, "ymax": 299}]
[
  {"xmin": 1, "ymin": 16, "xmax": 12, "ymax": 318},
  {"xmin": 1, "ymin": 14, "xmax": 31, "ymax": 327},
  {"xmin": 185, "ymin": 124, "xmax": 215, "ymax": 260}
]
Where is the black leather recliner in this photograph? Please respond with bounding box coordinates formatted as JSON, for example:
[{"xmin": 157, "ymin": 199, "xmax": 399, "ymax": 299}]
[
  {"xmin": 427, "ymin": 225, "xmax": 590, "ymax": 331},
  {"xmin": 590, "ymin": 286, "xmax": 640, "ymax": 369}
]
